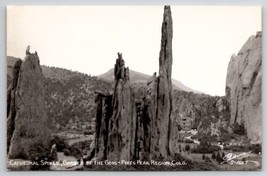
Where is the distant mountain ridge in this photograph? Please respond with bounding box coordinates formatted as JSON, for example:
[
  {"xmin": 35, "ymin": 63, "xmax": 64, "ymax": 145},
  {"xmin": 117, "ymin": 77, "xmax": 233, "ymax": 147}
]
[{"xmin": 98, "ymin": 68, "xmax": 203, "ymax": 94}]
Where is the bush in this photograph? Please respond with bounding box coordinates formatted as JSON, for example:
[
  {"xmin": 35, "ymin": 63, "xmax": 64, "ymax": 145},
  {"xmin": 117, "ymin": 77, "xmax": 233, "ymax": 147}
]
[
  {"xmin": 216, "ymin": 152, "xmax": 223, "ymax": 164},
  {"xmin": 178, "ymin": 139, "xmax": 184, "ymax": 142},
  {"xmin": 224, "ymin": 145, "xmax": 247, "ymax": 152},
  {"xmin": 222, "ymin": 152, "xmax": 225, "ymax": 158},
  {"xmin": 212, "ymin": 152, "xmax": 216, "ymax": 159},
  {"xmin": 71, "ymin": 140, "xmax": 92, "ymax": 151},
  {"xmin": 232, "ymin": 123, "xmax": 245, "ymax": 135},
  {"xmin": 191, "ymin": 139, "xmax": 220, "ymax": 154},
  {"xmin": 63, "ymin": 149, "xmax": 71, "ymax": 156},
  {"xmin": 251, "ymin": 144, "xmax": 262, "ymax": 154},
  {"xmin": 84, "ymin": 130, "xmax": 94, "ymax": 135},
  {"xmin": 184, "ymin": 139, "xmax": 194, "ymax": 143},
  {"xmin": 69, "ymin": 146, "xmax": 82, "ymax": 159},
  {"xmin": 185, "ymin": 144, "xmax": 191, "ymax": 152},
  {"xmin": 202, "ymin": 154, "xmax": 205, "ymax": 160},
  {"xmin": 29, "ymin": 142, "xmax": 51, "ymax": 170},
  {"xmin": 50, "ymin": 135, "xmax": 69, "ymax": 152}
]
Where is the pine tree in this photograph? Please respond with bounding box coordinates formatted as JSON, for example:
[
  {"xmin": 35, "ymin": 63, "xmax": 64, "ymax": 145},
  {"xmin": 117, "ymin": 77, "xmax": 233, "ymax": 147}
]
[{"xmin": 202, "ymin": 154, "xmax": 206, "ymax": 160}]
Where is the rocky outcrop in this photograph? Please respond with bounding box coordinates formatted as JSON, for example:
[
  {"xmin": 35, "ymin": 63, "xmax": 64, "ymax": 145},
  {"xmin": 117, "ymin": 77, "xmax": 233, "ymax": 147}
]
[
  {"xmin": 94, "ymin": 92, "xmax": 112, "ymax": 160},
  {"xmin": 94, "ymin": 53, "xmax": 136, "ymax": 161},
  {"xmin": 7, "ymin": 59, "xmax": 22, "ymax": 153},
  {"xmin": 171, "ymin": 90, "xmax": 230, "ymax": 135},
  {"xmin": 94, "ymin": 6, "xmax": 174, "ymax": 161},
  {"xmin": 8, "ymin": 54, "xmax": 51, "ymax": 159},
  {"xmin": 141, "ymin": 6, "xmax": 173, "ymax": 159},
  {"xmin": 107, "ymin": 53, "xmax": 136, "ymax": 161},
  {"xmin": 226, "ymin": 31, "xmax": 262, "ymax": 144}
]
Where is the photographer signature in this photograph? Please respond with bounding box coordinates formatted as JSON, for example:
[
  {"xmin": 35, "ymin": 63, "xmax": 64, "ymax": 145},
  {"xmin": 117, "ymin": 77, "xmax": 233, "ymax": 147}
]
[{"xmin": 220, "ymin": 151, "xmax": 252, "ymax": 165}]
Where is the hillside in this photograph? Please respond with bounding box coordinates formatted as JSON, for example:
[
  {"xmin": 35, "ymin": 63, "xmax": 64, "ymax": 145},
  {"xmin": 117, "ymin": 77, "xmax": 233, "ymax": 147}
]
[
  {"xmin": 7, "ymin": 56, "xmax": 223, "ymax": 135},
  {"xmin": 7, "ymin": 57, "xmax": 112, "ymax": 130},
  {"xmin": 41, "ymin": 65, "xmax": 112, "ymax": 129},
  {"xmin": 98, "ymin": 68, "xmax": 202, "ymax": 94}
]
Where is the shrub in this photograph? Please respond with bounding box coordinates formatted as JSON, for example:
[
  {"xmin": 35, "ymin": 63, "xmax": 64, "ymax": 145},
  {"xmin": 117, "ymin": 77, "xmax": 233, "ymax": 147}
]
[
  {"xmin": 29, "ymin": 142, "xmax": 51, "ymax": 170},
  {"xmin": 50, "ymin": 135, "xmax": 69, "ymax": 152},
  {"xmin": 232, "ymin": 123, "xmax": 245, "ymax": 135},
  {"xmin": 69, "ymin": 146, "xmax": 82, "ymax": 159},
  {"xmin": 222, "ymin": 152, "xmax": 225, "ymax": 158},
  {"xmin": 185, "ymin": 144, "xmax": 191, "ymax": 152},
  {"xmin": 251, "ymin": 144, "xmax": 262, "ymax": 154},
  {"xmin": 84, "ymin": 130, "xmax": 94, "ymax": 135},
  {"xmin": 184, "ymin": 139, "xmax": 194, "ymax": 143},
  {"xmin": 224, "ymin": 145, "xmax": 248, "ymax": 152},
  {"xmin": 216, "ymin": 152, "xmax": 223, "ymax": 164},
  {"xmin": 212, "ymin": 152, "xmax": 216, "ymax": 159},
  {"xmin": 63, "ymin": 149, "xmax": 71, "ymax": 156},
  {"xmin": 205, "ymin": 157, "xmax": 211, "ymax": 163},
  {"xmin": 178, "ymin": 139, "xmax": 184, "ymax": 142},
  {"xmin": 191, "ymin": 140, "xmax": 220, "ymax": 154}
]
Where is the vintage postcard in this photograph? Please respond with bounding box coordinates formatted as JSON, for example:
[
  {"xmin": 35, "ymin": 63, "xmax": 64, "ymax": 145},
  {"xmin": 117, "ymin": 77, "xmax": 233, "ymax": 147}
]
[{"xmin": 6, "ymin": 5, "xmax": 262, "ymax": 171}]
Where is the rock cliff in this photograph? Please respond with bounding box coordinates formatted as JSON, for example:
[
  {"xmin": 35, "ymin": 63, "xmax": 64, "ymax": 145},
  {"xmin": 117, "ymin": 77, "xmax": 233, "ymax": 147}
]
[
  {"xmin": 225, "ymin": 31, "xmax": 262, "ymax": 144},
  {"xmin": 172, "ymin": 90, "xmax": 230, "ymax": 135},
  {"xmin": 8, "ymin": 54, "xmax": 51, "ymax": 159}
]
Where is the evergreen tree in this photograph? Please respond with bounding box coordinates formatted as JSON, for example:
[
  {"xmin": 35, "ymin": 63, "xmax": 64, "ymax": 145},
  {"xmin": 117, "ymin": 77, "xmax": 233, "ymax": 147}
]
[{"xmin": 202, "ymin": 154, "xmax": 206, "ymax": 160}]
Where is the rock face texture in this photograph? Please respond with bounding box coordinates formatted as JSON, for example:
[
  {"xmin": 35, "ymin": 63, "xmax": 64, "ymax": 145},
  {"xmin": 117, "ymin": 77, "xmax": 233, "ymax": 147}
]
[
  {"xmin": 108, "ymin": 54, "xmax": 136, "ymax": 160},
  {"xmin": 95, "ymin": 53, "xmax": 136, "ymax": 161},
  {"xmin": 7, "ymin": 59, "xmax": 22, "ymax": 153},
  {"xmin": 225, "ymin": 32, "xmax": 262, "ymax": 144},
  {"xmin": 94, "ymin": 93, "xmax": 112, "ymax": 160},
  {"xmin": 95, "ymin": 6, "xmax": 175, "ymax": 160},
  {"xmin": 7, "ymin": 54, "xmax": 51, "ymax": 159},
  {"xmin": 94, "ymin": 6, "xmax": 174, "ymax": 161},
  {"xmin": 172, "ymin": 90, "xmax": 230, "ymax": 133},
  {"xmin": 141, "ymin": 6, "xmax": 173, "ymax": 159}
]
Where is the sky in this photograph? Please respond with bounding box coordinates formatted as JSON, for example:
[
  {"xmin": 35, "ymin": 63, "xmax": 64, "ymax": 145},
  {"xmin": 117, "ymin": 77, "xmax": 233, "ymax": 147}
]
[{"xmin": 7, "ymin": 6, "xmax": 262, "ymax": 96}]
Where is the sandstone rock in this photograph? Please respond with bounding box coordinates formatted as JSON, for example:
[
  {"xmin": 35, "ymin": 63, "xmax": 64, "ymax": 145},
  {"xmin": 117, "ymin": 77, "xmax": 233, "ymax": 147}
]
[
  {"xmin": 94, "ymin": 92, "xmax": 112, "ymax": 160},
  {"xmin": 7, "ymin": 59, "xmax": 22, "ymax": 153},
  {"xmin": 8, "ymin": 54, "xmax": 51, "ymax": 159},
  {"xmin": 226, "ymin": 31, "xmax": 262, "ymax": 143},
  {"xmin": 107, "ymin": 53, "xmax": 136, "ymax": 161},
  {"xmin": 171, "ymin": 90, "xmax": 230, "ymax": 140},
  {"xmin": 141, "ymin": 6, "xmax": 173, "ymax": 159},
  {"xmin": 94, "ymin": 53, "xmax": 136, "ymax": 161},
  {"xmin": 94, "ymin": 6, "xmax": 174, "ymax": 162}
]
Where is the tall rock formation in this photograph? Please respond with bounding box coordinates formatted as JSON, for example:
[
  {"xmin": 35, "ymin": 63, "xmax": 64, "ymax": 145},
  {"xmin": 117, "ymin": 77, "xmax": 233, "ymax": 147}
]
[
  {"xmin": 142, "ymin": 5, "xmax": 173, "ymax": 159},
  {"xmin": 7, "ymin": 59, "xmax": 22, "ymax": 153},
  {"xmin": 94, "ymin": 53, "xmax": 136, "ymax": 161},
  {"xmin": 8, "ymin": 54, "xmax": 51, "ymax": 159},
  {"xmin": 94, "ymin": 5, "xmax": 173, "ymax": 162},
  {"xmin": 94, "ymin": 92, "xmax": 112, "ymax": 160},
  {"xmin": 225, "ymin": 31, "xmax": 262, "ymax": 144}
]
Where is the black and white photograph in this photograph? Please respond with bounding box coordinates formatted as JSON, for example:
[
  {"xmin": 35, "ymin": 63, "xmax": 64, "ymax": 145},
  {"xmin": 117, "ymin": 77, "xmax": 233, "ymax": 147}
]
[{"xmin": 6, "ymin": 5, "xmax": 262, "ymax": 171}]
